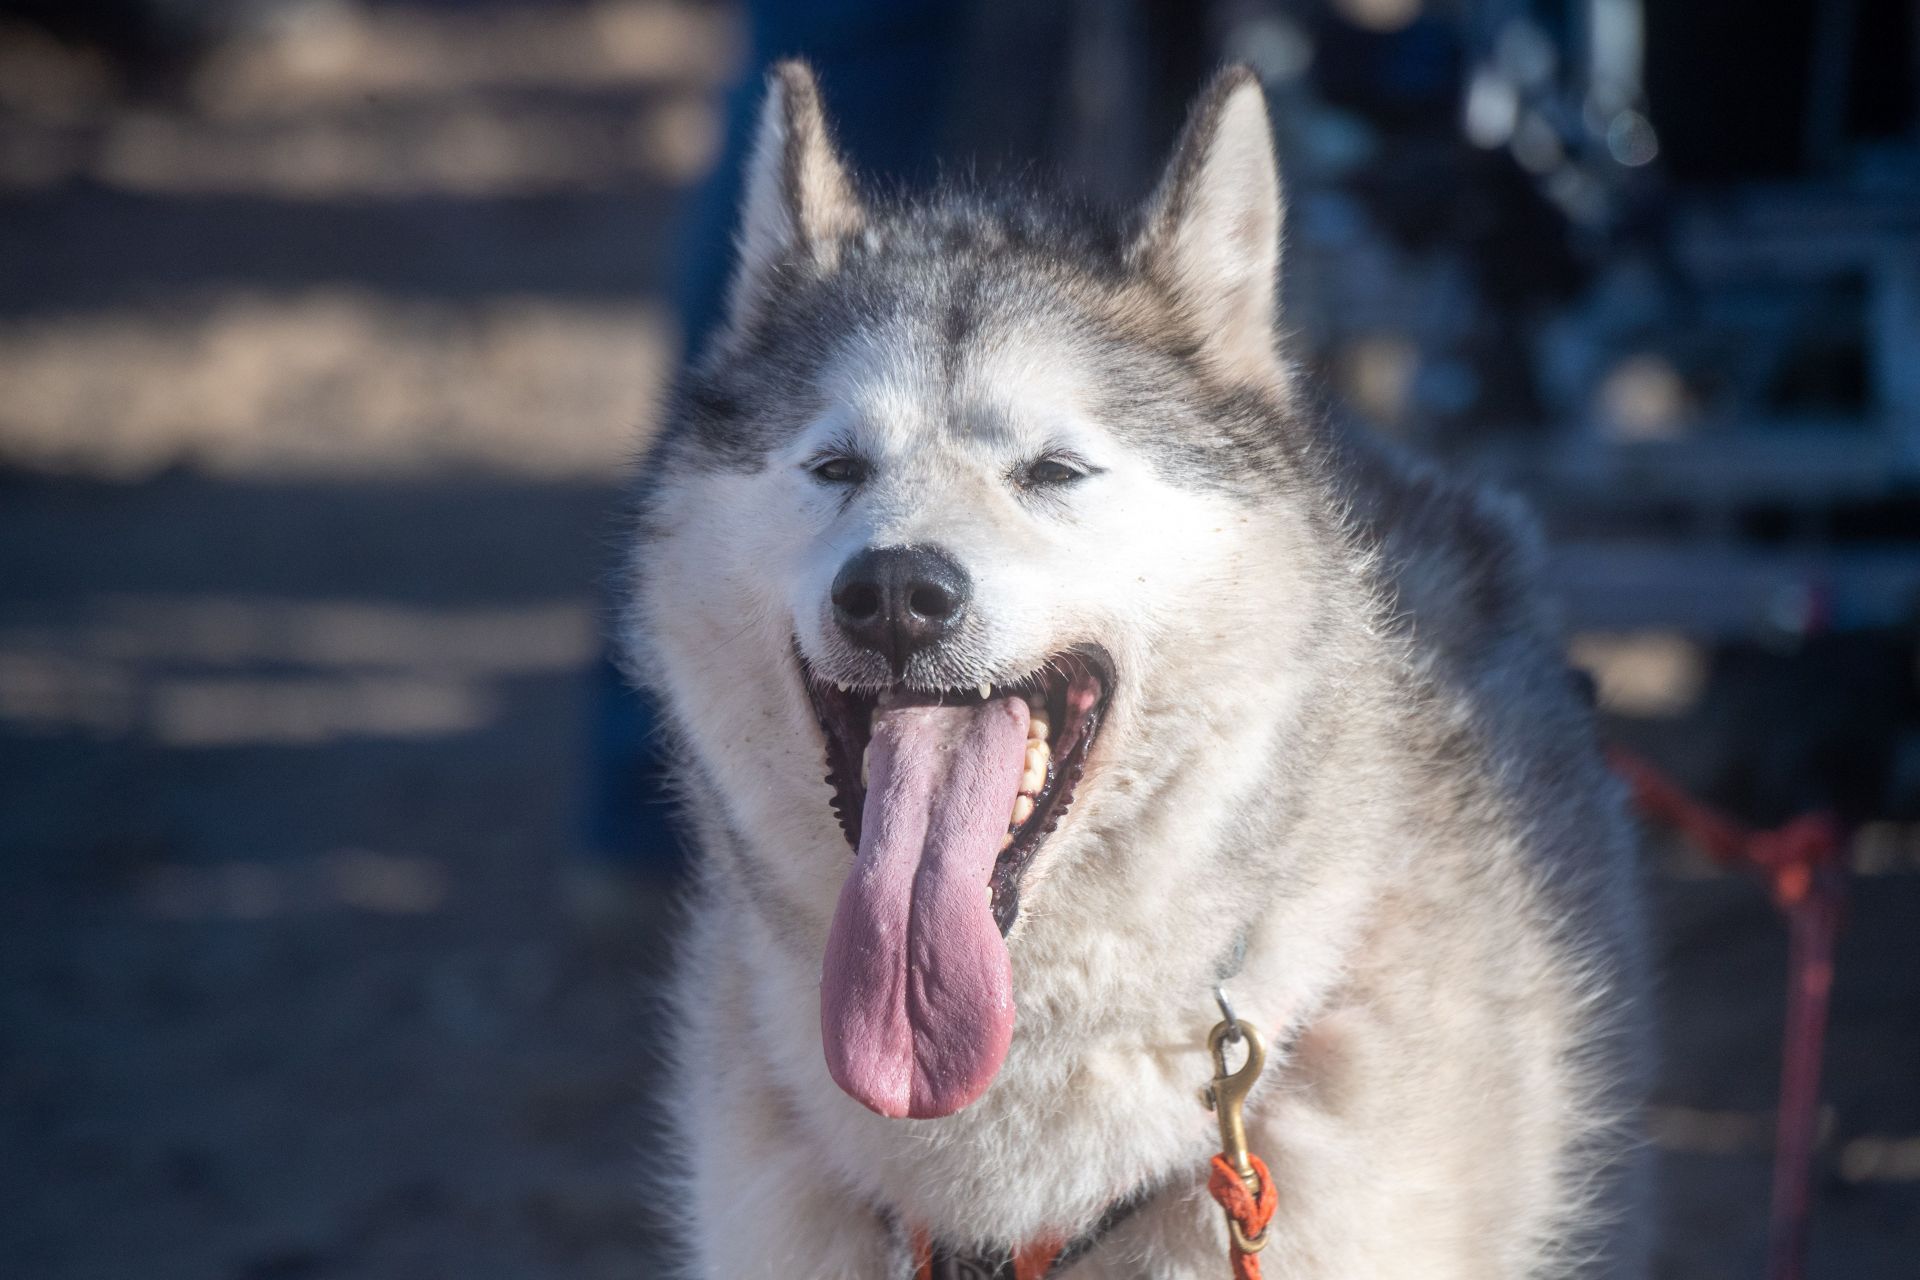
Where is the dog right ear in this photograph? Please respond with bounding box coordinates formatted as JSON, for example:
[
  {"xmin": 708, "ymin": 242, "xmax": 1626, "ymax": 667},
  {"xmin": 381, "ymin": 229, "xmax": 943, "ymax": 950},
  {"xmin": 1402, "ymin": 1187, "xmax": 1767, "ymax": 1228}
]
[{"xmin": 728, "ymin": 61, "xmax": 865, "ymax": 332}]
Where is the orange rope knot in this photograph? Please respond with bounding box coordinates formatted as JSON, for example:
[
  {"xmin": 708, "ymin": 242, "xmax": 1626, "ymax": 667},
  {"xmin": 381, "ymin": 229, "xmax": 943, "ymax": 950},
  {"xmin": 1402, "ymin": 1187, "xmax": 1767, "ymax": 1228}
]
[{"xmin": 1207, "ymin": 1153, "xmax": 1278, "ymax": 1280}]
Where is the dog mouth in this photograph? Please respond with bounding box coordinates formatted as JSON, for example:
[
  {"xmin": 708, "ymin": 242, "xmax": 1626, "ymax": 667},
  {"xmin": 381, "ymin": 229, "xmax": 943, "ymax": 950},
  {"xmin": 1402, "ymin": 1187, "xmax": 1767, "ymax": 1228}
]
[
  {"xmin": 801, "ymin": 647, "xmax": 1110, "ymax": 935},
  {"xmin": 799, "ymin": 646, "xmax": 1110, "ymax": 1119}
]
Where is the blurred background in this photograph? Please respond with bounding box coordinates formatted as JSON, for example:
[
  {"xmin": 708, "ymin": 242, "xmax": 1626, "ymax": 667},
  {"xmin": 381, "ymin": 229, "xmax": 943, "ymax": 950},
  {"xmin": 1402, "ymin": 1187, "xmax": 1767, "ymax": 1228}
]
[{"xmin": 0, "ymin": 1, "xmax": 1915, "ymax": 1276}]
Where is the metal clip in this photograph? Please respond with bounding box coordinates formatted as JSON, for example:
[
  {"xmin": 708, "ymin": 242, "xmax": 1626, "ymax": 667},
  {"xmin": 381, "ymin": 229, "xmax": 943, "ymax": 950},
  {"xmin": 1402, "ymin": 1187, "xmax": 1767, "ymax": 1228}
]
[
  {"xmin": 1202, "ymin": 1017, "xmax": 1269, "ymax": 1254},
  {"xmin": 1212, "ymin": 985, "xmax": 1243, "ymax": 1043}
]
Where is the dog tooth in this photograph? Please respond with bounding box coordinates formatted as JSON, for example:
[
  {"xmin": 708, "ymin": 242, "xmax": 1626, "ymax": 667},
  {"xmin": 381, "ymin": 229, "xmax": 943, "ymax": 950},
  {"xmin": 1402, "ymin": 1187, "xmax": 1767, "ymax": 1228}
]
[
  {"xmin": 1010, "ymin": 794, "xmax": 1035, "ymax": 826},
  {"xmin": 978, "ymin": 681, "xmax": 992, "ymax": 700},
  {"xmin": 1027, "ymin": 709, "xmax": 1050, "ymax": 741},
  {"xmin": 1000, "ymin": 831, "xmax": 1013, "ymax": 850},
  {"xmin": 1025, "ymin": 740, "xmax": 1050, "ymax": 771},
  {"xmin": 1020, "ymin": 744, "xmax": 1048, "ymax": 793}
]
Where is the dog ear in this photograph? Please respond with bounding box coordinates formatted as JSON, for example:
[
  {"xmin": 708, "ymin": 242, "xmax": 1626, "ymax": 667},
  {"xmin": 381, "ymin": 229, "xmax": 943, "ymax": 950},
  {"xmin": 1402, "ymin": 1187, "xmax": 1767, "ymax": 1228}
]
[
  {"xmin": 1130, "ymin": 67, "xmax": 1284, "ymax": 386},
  {"xmin": 729, "ymin": 61, "xmax": 865, "ymax": 331}
]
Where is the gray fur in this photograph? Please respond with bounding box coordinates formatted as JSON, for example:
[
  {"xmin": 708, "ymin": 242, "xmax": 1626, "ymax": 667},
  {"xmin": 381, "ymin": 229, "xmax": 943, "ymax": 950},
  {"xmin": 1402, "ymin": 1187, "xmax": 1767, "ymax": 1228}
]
[{"xmin": 623, "ymin": 61, "xmax": 1649, "ymax": 1279}]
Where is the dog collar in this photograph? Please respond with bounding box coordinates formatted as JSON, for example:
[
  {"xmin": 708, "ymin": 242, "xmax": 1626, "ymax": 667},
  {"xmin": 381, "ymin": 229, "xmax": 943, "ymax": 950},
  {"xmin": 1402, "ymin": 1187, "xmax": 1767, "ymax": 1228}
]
[{"xmin": 903, "ymin": 1185, "xmax": 1156, "ymax": 1280}]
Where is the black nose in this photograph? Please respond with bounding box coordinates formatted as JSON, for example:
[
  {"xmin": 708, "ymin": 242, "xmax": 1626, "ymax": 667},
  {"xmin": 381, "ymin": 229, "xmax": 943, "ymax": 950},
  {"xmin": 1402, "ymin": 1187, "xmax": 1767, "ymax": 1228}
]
[{"xmin": 831, "ymin": 545, "xmax": 971, "ymax": 675}]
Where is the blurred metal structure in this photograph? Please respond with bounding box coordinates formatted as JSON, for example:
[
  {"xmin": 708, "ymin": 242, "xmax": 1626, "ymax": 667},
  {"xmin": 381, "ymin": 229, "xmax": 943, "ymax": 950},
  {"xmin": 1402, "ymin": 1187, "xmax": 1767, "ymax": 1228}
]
[{"xmin": 1453, "ymin": 1, "xmax": 1920, "ymax": 639}]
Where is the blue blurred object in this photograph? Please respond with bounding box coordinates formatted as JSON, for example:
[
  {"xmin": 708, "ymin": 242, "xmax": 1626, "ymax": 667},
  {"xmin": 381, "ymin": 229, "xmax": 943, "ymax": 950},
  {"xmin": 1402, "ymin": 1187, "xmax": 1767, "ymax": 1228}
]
[{"xmin": 679, "ymin": 0, "xmax": 961, "ymax": 356}]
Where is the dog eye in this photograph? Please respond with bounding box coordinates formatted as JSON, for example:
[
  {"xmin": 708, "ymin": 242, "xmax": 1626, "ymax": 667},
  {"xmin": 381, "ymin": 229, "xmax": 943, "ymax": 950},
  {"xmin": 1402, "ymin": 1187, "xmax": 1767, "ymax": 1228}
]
[
  {"xmin": 1020, "ymin": 457, "xmax": 1086, "ymax": 488},
  {"xmin": 810, "ymin": 455, "xmax": 868, "ymax": 485}
]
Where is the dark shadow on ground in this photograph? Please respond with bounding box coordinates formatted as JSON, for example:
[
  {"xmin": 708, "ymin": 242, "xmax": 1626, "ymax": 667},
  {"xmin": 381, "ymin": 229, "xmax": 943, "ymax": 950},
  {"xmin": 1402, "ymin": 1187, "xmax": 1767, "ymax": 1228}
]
[{"xmin": 0, "ymin": 475, "xmax": 679, "ymax": 1280}]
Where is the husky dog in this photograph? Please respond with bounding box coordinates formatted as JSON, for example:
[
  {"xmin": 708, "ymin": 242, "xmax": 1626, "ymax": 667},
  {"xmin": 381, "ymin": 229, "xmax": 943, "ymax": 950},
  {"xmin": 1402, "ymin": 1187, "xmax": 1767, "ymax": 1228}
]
[{"xmin": 625, "ymin": 61, "xmax": 1649, "ymax": 1279}]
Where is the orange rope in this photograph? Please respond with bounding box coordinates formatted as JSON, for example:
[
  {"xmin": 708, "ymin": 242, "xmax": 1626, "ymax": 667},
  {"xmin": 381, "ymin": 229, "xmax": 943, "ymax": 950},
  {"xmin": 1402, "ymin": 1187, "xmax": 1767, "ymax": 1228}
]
[
  {"xmin": 1608, "ymin": 748, "xmax": 1843, "ymax": 910},
  {"xmin": 1206, "ymin": 1154, "xmax": 1278, "ymax": 1280}
]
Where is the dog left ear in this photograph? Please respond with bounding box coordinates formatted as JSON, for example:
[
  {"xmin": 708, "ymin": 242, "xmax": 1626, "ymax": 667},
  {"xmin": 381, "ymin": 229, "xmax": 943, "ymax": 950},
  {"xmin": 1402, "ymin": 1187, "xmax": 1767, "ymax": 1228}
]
[
  {"xmin": 1130, "ymin": 67, "xmax": 1284, "ymax": 386},
  {"xmin": 728, "ymin": 60, "xmax": 866, "ymax": 332}
]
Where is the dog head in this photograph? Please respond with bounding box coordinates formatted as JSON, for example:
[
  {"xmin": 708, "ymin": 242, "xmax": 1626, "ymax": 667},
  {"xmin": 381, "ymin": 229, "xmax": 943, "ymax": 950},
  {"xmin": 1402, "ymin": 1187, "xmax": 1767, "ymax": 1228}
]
[{"xmin": 629, "ymin": 64, "xmax": 1346, "ymax": 1119}]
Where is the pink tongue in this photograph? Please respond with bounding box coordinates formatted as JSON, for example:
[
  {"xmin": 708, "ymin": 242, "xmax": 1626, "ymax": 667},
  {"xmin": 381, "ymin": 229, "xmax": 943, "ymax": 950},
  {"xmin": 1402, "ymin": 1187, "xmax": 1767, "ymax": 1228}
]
[{"xmin": 821, "ymin": 696, "xmax": 1029, "ymax": 1119}]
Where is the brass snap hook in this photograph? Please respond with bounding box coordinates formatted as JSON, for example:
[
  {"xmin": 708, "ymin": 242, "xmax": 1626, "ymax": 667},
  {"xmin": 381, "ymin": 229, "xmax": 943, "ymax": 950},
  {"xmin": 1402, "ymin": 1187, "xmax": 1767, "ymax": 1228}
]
[
  {"xmin": 1203, "ymin": 1018, "xmax": 1267, "ymax": 1203},
  {"xmin": 1202, "ymin": 999, "xmax": 1275, "ymax": 1259}
]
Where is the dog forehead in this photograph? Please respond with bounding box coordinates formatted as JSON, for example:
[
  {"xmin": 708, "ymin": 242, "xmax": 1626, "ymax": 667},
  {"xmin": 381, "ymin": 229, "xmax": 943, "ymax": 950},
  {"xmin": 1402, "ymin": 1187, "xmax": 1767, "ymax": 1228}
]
[{"xmin": 819, "ymin": 302, "xmax": 1107, "ymax": 450}]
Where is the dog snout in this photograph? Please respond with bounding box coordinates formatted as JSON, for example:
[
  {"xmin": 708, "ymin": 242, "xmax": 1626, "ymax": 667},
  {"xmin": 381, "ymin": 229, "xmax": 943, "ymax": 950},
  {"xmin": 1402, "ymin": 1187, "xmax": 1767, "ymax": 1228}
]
[{"xmin": 830, "ymin": 545, "xmax": 971, "ymax": 675}]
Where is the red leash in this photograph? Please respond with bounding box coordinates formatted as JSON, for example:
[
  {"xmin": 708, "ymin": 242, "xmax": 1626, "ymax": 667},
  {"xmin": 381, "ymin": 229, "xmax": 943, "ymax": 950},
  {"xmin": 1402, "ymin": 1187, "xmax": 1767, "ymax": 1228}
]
[{"xmin": 1609, "ymin": 749, "xmax": 1848, "ymax": 1280}]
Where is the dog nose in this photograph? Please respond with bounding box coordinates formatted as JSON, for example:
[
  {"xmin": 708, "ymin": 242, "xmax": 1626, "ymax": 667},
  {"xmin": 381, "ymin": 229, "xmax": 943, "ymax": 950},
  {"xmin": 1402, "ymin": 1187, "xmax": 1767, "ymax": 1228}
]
[{"xmin": 831, "ymin": 545, "xmax": 971, "ymax": 674}]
